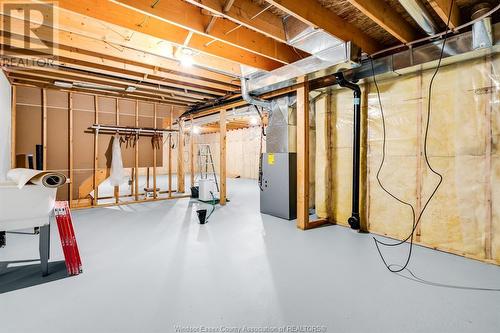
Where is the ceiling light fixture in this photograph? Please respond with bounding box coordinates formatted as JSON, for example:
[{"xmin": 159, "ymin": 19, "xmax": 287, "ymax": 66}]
[{"xmin": 179, "ymin": 47, "xmax": 195, "ymax": 67}]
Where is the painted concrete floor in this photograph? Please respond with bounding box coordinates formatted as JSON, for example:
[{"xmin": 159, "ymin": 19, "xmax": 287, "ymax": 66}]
[{"xmin": 1, "ymin": 179, "xmax": 500, "ymax": 333}]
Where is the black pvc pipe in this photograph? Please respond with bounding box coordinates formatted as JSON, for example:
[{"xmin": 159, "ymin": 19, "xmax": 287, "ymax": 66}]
[
  {"xmin": 334, "ymin": 72, "xmax": 361, "ymax": 230},
  {"xmin": 36, "ymin": 144, "xmax": 43, "ymax": 171}
]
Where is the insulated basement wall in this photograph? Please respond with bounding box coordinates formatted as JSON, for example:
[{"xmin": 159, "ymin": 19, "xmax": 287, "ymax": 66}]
[
  {"xmin": 318, "ymin": 54, "xmax": 500, "ymax": 264},
  {"xmin": 195, "ymin": 127, "xmax": 264, "ymax": 179}
]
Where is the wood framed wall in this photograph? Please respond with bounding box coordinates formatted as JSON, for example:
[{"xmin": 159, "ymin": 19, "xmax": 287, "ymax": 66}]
[{"xmin": 12, "ymin": 84, "xmax": 190, "ymax": 209}]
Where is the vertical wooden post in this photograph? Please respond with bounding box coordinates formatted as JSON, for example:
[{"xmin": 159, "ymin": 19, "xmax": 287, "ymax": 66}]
[
  {"xmin": 114, "ymin": 98, "xmax": 120, "ymax": 203},
  {"xmin": 11, "ymin": 86, "xmax": 16, "ymax": 168},
  {"xmin": 416, "ymin": 73, "xmax": 424, "ymax": 241},
  {"xmin": 153, "ymin": 103, "xmax": 158, "ymax": 199},
  {"xmin": 190, "ymin": 115, "xmax": 195, "ymax": 188},
  {"xmin": 219, "ymin": 109, "xmax": 227, "ymax": 205},
  {"xmin": 135, "ymin": 100, "xmax": 139, "ymax": 201},
  {"xmin": 177, "ymin": 119, "xmax": 185, "ymax": 193},
  {"xmin": 168, "ymin": 107, "xmax": 173, "ymax": 198},
  {"xmin": 69, "ymin": 93, "xmax": 74, "ymax": 207},
  {"xmin": 326, "ymin": 90, "xmax": 333, "ymax": 223},
  {"xmin": 93, "ymin": 95, "xmax": 99, "ymax": 206},
  {"xmin": 296, "ymin": 83, "xmax": 310, "ymax": 230},
  {"xmin": 485, "ymin": 56, "xmax": 493, "ymax": 259},
  {"xmin": 42, "ymin": 88, "xmax": 47, "ymax": 171}
]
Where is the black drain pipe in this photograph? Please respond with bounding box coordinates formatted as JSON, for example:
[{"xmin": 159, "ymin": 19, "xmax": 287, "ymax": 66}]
[{"xmin": 334, "ymin": 72, "xmax": 361, "ymax": 230}]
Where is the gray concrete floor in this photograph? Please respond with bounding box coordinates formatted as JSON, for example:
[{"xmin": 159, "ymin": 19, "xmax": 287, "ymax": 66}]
[{"xmin": 1, "ymin": 179, "xmax": 500, "ymax": 333}]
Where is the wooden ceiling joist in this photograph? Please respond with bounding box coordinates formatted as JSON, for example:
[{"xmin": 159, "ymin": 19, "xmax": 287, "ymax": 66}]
[
  {"xmin": 182, "ymin": 0, "xmax": 288, "ymax": 43},
  {"xmin": 4, "ymin": 65, "xmax": 206, "ymax": 103},
  {"xmin": 52, "ymin": 0, "xmax": 287, "ymax": 70},
  {"xmin": 5, "ymin": 68, "xmax": 196, "ymax": 105},
  {"xmin": 0, "ymin": 14, "xmax": 238, "ymax": 91},
  {"xmin": 11, "ymin": 77, "xmax": 191, "ymax": 107},
  {"xmin": 428, "ymin": 0, "xmax": 462, "ymax": 28},
  {"xmin": 112, "ymin": 0, "xmax": 307, "ymax": 64},
  {"xmin": 264, "ymin": 0, "xmax": 381, "ymax": 54},
  {"xmin": 346, "ymin": 0, "xmax": 419, "ymax": 43}
]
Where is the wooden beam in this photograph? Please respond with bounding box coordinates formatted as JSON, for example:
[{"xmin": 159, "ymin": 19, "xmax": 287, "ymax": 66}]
[
  {"xmin": 184, "ymin": 0, "xmax": 287, "ymax": 42},
  {"xmin": 134, "ymin": 100, "xmax": 139, "ymax": 201},
  {"xmin": 168, "ymin": 108, "xmax": 173, "ymax": 198},
  {"xmin": 69, "ymin": 92, "xmax": 74, "ymax": 207},
  {"xmin": 347, "ymin": 0, "xmax": 418, "ymax": 43},
  {"xmin": 190, "ymin": 115, "xmax": 195, "ymax": 188},
  {"xmin": 0, "ymin": 13, "xmax": 240, "ymax": 87},
  {"xmin": 114, "ymin": 98, "xmax": 120, "ymax": 204},
  {"xmin": 10, "ymin": 85, "xmax": 16, "ymax": 168},
  {"xmin": 219, "ymin": 109, "xmax": 227, "ymax": 205},
  {"xmin": 10, "ymin": 77, "xmax": 190, "ymax": 107},
  {"xmin": 54, "ymin": 0, "xmax": 286, "ymax": 70},
  {"xmin": 296, "ymin": 83, "xmax": 309, "ymax": 230},
  {"xmin": 113, "ymin": 0, "xmax": 306, "ymax": 64},
  {"xmin": 177, "ymin": 119, "xmax": 185, "ymax": 193},
  {"xmin": 42, "ymin": 88, "xmax": 47, "ymax": 170},
  {"xmin": 153, "ymin": 103, "xmax": 158, "ymax": 200},
  {"xmin": 428, "ymin": 0, "xmax": 461, "ymax": 29},
  {"xmin": 3, "ymin": 66, "xmax": 202, "ymax": 105},
  {"xmin": 93, "ymin": 95, "xmax": 99, "ymax": 206},
  {"xmin": 265, "ymin": 0, "xmax": 380, "ymax": 54}
]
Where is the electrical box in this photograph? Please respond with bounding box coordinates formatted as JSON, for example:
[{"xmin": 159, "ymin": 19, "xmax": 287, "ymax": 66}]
[{"xmin": 260, "ymin": 153, "xmax": 297, "ymax": 220}]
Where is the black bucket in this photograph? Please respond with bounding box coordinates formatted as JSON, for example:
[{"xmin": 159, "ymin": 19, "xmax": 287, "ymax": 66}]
[
  {"xmin": 196, "ymin": 209, "xmax": 208, "ymax": 224},
  {"xmin": 191, "ymin": 186, "xmax": 199, "ymax": 198}
]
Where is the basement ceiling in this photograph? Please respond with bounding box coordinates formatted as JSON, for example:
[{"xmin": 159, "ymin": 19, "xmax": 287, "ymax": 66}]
[{"xmin": 0, "ymin": 0, "xmax": 497, "ymax": 110}]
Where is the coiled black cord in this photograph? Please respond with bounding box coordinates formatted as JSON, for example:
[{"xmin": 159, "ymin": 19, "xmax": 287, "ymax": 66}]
[{"xmin": 371, "ymin": 0, "xmax": 455, "ymax": 273}]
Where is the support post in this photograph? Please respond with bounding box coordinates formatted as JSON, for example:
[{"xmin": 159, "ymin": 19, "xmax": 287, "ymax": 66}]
[
  {"xmin": 153, "ymin": 103, "xmax": 158, "ymax": 199},
  {"xmin": 177, "ymin": 119, "xmax": 185, "ymax": 193},
  {"xmin": 11, "ymin": 86, "xmax": 16, "ymax": 168},
  {"xmin": 42, "ymin": 88, "xmax": 47, "ymax": 171},
  {"xmin": 134, "ymin": 101, "xmax": 139, "ymax": 201},
  {"xmin": 168, "ymin": 108, "xmax": 173, "ymax": 198},
  {"xmin": 190, "ymin": 115, "xmax": 195, "ymax": 189},
  {"xmin": 69, "ymin": 93, "xmax": 74, "ymax": 207},
  {"xmin": 93, "ymin": 95, "xmax": 99, "ymax": 206},
  {"xmin": 219, "ymin": 109, "xmax": 227, "ymax": 205},
  {"xmin": 114, "ymin": 98, "xmax": 120, "ymax": 203},
  {"xmin": 296, "ymin": 83, "xmax": 309, "ymax": 230}
]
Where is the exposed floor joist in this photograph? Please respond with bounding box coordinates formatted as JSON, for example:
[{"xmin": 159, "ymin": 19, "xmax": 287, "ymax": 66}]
[
  {"xmin": 3, "ymin": 66, "xmax": 204, "ymax": 104},
  {"xmin": 111, "ymin": 0, "xmax": 308, "ymax": 64},
  {"xmin": 428, "ymin": 0, "xmax": 462, "ymax": 28},
  {"xmin": 264, "ymin": 0, "xmax": 381, "ymax": 54},
  {"xmin": 52, "ymin": 0, "xmax": 287, "ymax": 70},
  {"xmin": 0, "ymin": 13, "xmax": 239, "ymax": 90},
  {"xmin": 346, "ymin": 0, "xmax": 419, "ymax": 43},
  {"xmin": 183, "ymin": 0, "xmax": 288, "ymax": 43}
]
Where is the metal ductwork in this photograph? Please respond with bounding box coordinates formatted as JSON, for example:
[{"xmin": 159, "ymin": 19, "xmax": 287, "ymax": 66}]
[
  {"xmin": 398, "ymin": 0, "xmax": 440, "ymax": 35},
  {"xmin": 240, "ymin": 77, "xmax": 272, "ymax": 111},
  {"xmin": 472, "ymin": 2, "xmax": 493, "ymax": 50},
  {"xmin": 242, "ymin": 15, "xmax": 361, "ymax": 97}
]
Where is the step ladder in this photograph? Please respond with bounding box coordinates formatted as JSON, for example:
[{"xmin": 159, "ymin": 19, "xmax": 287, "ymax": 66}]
[{"xmin": 197, "ymin": 144, "xmax": 219, "ymax": 192}]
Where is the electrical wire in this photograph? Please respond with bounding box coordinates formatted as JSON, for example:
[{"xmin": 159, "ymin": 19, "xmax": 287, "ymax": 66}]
[
  {"xmin": 388, "ymin": 264, "xmax": 500, "ymax": 291},
  {"xmin": 371, "ymin": 0, "xmax": 455, "ymax": 273}
]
